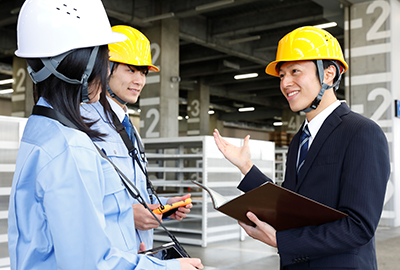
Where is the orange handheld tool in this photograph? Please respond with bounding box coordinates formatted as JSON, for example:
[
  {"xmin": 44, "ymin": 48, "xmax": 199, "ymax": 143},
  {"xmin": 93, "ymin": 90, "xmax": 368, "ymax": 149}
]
[{"xmin": 153, "ymin": 198, "xmax": 192, "ymax": 215}]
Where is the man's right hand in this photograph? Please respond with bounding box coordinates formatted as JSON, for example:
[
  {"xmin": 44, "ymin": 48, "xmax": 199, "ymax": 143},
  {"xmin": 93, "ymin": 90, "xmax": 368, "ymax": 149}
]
[
  {"xmin": 213, "ymin": 129, "xmax": 253, "ymax": 175},
  {"xmin": 132, "ymin": 203, "xmax": 162, "ymax": 230}
]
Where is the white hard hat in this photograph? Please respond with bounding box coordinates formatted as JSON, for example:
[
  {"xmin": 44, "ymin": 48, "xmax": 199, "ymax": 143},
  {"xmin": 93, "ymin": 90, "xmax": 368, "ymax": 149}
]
[{"xmin": 15, "ymin": 0, "xmax": 126, "ymax": 58}]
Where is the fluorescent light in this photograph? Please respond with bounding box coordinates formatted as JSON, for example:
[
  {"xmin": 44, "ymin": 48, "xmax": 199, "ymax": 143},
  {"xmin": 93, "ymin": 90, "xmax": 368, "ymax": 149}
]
[
  {"xmin": 178, "ymin": 116, "xmax": 183, "ymax": 120},
  {"xmin": 273, "ymin": 121, "xmax": 283, "ymax": 126},
  {"xmin": 238, "ymin": 107, "xmax": 255, "ymax": 112},
  {"xmin": 0, "ymin": 79, "xmax": 14, "ymax": 85},
  {"xmin": 196, "ymin": 0, "xmax": 234, "ymax": 11},
  {"xmin": 314, "ymin": 22, "xmax": 337, "ymax": 29},
  {"xmin": 0, "ymin": 88, "xmax": 13, "ymax": 94},
  {"xmin": 127, "ymin": 108, "xmax": 141, "ymax": 115},
  {"xmin": 208, "ymin": 110, "xmax": 215, "ymax": 115},
  {"xmin": 234, "ymin": 73, "xmax": 258, "ymax": 80}
]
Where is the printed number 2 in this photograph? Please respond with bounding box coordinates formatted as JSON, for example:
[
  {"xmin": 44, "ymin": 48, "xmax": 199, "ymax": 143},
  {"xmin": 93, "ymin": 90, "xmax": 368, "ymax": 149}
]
[
  {"xmin": 16, "ymin": 68, "xmax": 26, "ymax": 93},
  {"xmin": 145, "ymin": 108, "xmax": 160, "ymax": 138},
  {"xmin": 368, "ymin": 88, "xmax": 391, "ymax": 128},
  {"xmin": 366, "ymin": 1, "xmax": 390, "ymax": 41},
  {"xmin": 150, "ymin": 43, "xmax": 160, "ymax": 66}
]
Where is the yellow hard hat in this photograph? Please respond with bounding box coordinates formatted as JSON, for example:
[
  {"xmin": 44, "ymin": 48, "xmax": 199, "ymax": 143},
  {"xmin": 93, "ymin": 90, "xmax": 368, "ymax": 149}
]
[
  {"xmin": 109, "ymin": 25, "xmax": 159, "ymax": 72},
  {"xmin": 265, "ymin": 26, "xmax": 348, "ymax": 77}
]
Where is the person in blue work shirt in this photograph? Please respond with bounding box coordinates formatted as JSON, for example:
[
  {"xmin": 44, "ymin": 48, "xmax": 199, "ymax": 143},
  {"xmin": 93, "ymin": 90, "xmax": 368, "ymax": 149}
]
[
  {"xmin": 81, "ymin": 25, "xmax": 193, "ymax": 253},
  {"xmin": 213, "ymin": 26, "xmax": 390, "ymax": 269},
  {"xmin": 7, "ymin": 0, "xmax": 202, "ymax": 269}
]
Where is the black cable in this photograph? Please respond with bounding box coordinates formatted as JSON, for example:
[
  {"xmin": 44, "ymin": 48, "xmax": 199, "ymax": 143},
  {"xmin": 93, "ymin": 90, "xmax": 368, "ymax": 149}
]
[
  {"xmin": 94, "ymin": 144, "xmax": 190, "ymax": 258},
  {"xmin": 32, "ymin": 105, "xmax": 190, "ymax": 258}
]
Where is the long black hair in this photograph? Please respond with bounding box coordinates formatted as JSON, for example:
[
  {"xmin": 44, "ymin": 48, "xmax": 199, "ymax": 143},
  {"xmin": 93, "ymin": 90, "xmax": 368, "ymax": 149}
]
[{"xmin": 28, "ymin": 45, "xmax": 110, "ymax": 140}]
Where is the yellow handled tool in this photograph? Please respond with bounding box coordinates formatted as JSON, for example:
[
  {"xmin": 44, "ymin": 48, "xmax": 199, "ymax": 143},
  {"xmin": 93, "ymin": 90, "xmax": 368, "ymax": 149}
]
[{"xmin": 153, "ymin": 198, "xmax": 192, "ymax": 215}]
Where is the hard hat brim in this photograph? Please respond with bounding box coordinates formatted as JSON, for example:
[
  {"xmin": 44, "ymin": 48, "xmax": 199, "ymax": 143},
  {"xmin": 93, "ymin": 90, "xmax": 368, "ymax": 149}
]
[{"xmin": 15, "ymin": 31, "xmax": 127, "ymax": 58}]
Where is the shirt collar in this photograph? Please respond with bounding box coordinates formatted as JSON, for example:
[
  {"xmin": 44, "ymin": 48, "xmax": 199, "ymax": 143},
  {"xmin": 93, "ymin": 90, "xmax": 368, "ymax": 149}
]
[
  {"xmin": 107, "ymin": 96, "xmax": 127, "ymax": 123},
  {"xmin": 304, "ymin": 100, "xmax": 341, "ymax": 145},
  {"xmin": 37, "ymin": 97, "xmax": 52, "ymax": 108}
]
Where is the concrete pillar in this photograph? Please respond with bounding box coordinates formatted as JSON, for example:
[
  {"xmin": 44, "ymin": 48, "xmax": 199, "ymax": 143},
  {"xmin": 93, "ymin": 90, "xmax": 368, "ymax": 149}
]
[
  {"xmin": 187, "ymin": 79, "xmax": 210, "ymax": 136},
  {"xmin": 140, "ymin": 19, "xmax": 180, "ymax": 138},
  {"xmin": 345, "ymin": 0, "xmax": 399, "ymax": 226},
  {"xmin": 11, "ymin": 57, "xmax": 34, "ymax": 117}
]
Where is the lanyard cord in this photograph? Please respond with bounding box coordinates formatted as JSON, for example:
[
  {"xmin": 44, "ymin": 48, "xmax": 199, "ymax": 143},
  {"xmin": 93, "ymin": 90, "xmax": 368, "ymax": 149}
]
[
  {"xmin": 94, "ymin": 144, "xmax": 190, "ymax": 258},
  {"xmin": 31, "ymin": 105, "xmax": 190, "ymax": 258},
  {"xmin": 109, "ymin": 110, "xmax": 163, "ymax": 207}
]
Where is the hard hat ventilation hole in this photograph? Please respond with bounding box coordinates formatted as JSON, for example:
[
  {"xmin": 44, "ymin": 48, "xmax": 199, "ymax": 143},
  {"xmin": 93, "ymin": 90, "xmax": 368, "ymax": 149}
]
[{"xmin": 55, "ymin": 5, "xmax": 80, "ymax": 19}]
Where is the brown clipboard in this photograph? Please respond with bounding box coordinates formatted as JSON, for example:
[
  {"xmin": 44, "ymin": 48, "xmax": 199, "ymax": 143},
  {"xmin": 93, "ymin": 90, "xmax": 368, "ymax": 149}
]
[{"xmin": 193, "ymin": 180, "xmax": 347, "ymax": 231}]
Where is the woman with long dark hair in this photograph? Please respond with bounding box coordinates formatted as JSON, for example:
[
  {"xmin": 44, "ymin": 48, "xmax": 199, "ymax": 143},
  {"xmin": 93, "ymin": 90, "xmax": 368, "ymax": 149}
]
[{"xmin": 7, "ymin": 0, "xmax": 203, "ymax": 269}]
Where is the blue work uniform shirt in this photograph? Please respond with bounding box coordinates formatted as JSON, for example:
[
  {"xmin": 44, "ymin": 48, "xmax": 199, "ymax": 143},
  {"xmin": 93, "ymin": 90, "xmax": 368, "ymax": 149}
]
[
  {"xmin": 8, "ymin": 98, "xmax": 179, "ymax": 269},
  {"xmin": 81, "ymin": 98, "xmax": 168, "ymax": 251}
]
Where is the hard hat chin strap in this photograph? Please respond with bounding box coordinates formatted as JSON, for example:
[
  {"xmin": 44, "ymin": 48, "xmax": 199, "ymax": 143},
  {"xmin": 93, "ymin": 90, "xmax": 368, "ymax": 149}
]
[
  {"xmin": 107, "ymin": 61, "xmax": 128, "ymax": 105},
  {"xmin": 27, "ymin": 46, "xmax": 99, "ymax": 103},
  {"xmin": 301, "ymin": 60, "xmax": 342, "ymax": 113}
]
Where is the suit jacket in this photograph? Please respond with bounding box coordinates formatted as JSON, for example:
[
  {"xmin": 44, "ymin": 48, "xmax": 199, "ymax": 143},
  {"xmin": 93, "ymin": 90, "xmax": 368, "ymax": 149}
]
[{"xmin": 238, "ymin": 102, "xmax": 390, "ymax": 270}]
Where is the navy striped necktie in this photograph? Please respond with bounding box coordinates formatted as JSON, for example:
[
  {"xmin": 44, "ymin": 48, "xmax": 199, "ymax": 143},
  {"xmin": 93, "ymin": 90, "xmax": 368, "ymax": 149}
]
[
  {"xmin": 121, "ymin": 114, "xmax": 133, "ymax": 141},
  {"xmin": 297, "ymin": 124, "xmax": 310, "ymax": 174}
]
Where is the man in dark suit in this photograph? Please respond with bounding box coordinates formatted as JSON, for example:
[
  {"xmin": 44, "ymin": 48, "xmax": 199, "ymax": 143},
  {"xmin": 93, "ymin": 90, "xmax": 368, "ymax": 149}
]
[{"xmin": 213, "ymin": 26, "xmax": 390, "ymax": 269}]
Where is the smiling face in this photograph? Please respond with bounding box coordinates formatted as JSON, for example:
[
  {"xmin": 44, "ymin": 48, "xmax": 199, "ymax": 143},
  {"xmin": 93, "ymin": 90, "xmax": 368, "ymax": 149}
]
[
  {"xmin": 108, "ymin": 63, "xmax": 147, "ymax": 107},
  {"xmin": 278, "ymin": 60, "xmax": 322, "ymax": 113},
  {"xmin": 278, "ymin": 60, "xmax": 338, "ymax": 121}
]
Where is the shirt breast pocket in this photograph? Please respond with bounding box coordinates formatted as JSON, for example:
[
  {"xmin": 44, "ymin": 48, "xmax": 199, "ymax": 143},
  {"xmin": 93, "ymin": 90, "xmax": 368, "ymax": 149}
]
[{"xmin": 102, "ymin": 154, "xmax": 136, "ymax": 251}]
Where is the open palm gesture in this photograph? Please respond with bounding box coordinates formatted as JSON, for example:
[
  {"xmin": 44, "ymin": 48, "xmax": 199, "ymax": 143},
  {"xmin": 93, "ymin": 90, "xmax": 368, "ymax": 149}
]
[{"xmin": 213, "ymin": 129, "xmax": 253, "ymax": 175}]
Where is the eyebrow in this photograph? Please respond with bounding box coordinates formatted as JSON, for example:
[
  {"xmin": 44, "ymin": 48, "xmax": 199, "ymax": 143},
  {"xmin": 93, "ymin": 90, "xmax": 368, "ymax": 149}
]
[{"xmin": 279, "ymin": 63, "xmax": 301, "ymax": 73}]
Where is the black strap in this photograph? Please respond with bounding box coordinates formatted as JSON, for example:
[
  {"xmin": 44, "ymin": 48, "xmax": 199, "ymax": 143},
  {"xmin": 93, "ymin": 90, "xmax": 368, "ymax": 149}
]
[
  {"xmin": 31, "ymin": 105, "xmax": 190, "ymax": 258},
  {"xmin": 32, "ymin": 105, "xmax": 78, "ymax": 129},
  {"xmin": 109, "ymin": 110, "xmax": 162, "ymax": 206},
  {"xmin": 94, "ymin": 145, "xmax": 189, "ymax": 258}
]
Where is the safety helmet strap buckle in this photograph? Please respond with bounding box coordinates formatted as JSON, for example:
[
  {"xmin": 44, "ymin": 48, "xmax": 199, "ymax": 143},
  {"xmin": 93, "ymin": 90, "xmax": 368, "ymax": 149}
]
[
  {"xmin": 27, "ymin": 50, "xmax": 75, "ymax": 84},
  {"xmin": 301, "ymin": 60, "xmax": 336, "ymax": 113},
  {"xmin": 80, "ymin": 46, "xmax": 100, "ymax": 103},
  {"xmin": 107, "ymin": 85, "xmax": 128, "ymax": 105},
  {"xmin": 27, "ymin": 47, "xmax": 99, "ymax": 103}
]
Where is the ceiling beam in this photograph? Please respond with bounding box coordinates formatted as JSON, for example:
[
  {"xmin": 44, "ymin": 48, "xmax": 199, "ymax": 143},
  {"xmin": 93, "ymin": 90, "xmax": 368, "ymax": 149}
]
[
  {"xmin": 212, "ymin": 1, "xmax": 323, "ymax": 38},
  {"xmin": 0, "ymin": 62, "xmax": 12, "ymax": 75},
  {"xmin": 179, "ymin": 32, "xmax": 269, "ymax": 66},
  {"xmin": 210, "ymin": 86, "xmax": 286, "ymax": 108}
]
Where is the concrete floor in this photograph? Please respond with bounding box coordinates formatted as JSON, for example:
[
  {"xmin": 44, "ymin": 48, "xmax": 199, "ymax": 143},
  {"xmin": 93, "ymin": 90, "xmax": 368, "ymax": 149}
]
[
  {"xmin": 1, "ymin": 223, "xmax": 399, "ymax": 269},
  {"xmin": 172, "ymin": 226, "xmax": 400, "ymax": 270}
]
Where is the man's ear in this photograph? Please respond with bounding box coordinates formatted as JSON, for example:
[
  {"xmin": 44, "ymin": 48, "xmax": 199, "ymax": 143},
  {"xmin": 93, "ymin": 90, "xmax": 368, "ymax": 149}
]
[{"xmin": 323, "ymin": 65, "xmax": 336, "ymax": 85}]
